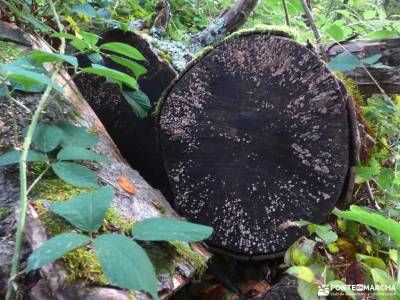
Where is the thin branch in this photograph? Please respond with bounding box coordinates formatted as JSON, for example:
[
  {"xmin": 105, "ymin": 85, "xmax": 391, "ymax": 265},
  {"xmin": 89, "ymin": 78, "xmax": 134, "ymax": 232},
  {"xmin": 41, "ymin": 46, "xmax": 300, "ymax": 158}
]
[
  {"xmin": 300, "ymin": 0, "xmax": 328, "ymax": 60},
  {"xmin": 281, "ymin": 0, "xmax": 291, "ymax": 27},
  {"xmin": 26, "ymin": 164, "xmax": 51, "ymax": 195}
]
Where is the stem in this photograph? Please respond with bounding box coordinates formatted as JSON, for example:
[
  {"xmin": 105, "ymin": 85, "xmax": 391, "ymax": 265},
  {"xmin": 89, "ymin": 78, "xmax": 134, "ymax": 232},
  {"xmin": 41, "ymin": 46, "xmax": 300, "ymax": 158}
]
[
  {"xmin": 5, "ymin": 1, "xmax": 65, "ymax": 299},
  {"xmin": 26, "ymin": 164, "xmax": 51, "ymax": 195},
  {"xmin": 300, "ymin": 0, "xmax": 328, "ymax": 61},
  {"xmin": 281, "ymin": 0, "xmax": 291, "ymax": 27}
]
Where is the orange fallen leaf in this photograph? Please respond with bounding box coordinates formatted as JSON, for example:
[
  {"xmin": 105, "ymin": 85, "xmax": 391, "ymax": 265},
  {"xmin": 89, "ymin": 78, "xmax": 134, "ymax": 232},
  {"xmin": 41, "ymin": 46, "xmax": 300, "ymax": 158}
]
[{"xmin": 118, "ymin": 175, "xmax": 137, "ymax": 195}]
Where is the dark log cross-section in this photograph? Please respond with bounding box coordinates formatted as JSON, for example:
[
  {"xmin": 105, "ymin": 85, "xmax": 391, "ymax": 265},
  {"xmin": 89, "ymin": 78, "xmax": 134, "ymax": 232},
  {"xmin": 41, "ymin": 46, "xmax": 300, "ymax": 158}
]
[
  {"xmin": 159, "ymin": 32, "xmax": 351, "ymax": 259},
  {"xmin": 74, "ymin": 29, "xmax": 177, "ymax": 199}
]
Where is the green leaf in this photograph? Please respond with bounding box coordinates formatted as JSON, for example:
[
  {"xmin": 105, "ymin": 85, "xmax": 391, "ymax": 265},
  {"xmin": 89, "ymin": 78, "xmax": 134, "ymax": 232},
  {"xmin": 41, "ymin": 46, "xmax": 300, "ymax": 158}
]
[
  {"xmin": 362, "ymin": 54, "xmax": 382, "ymax": 65},
  {"xmin": 356, "ymin": 253, "xmax": 386, "ymax": 269},
  {"xmin": 365, "ymin": 30, "xmax": 399, "ymax": 40},
  {"xmin": 0, "ymin": 150, "xmax": 48, "ymax": 166},
  {"xmin": 50, "ymin": 32, "xmax": 81, "ymax": 41},
  {"xmin": 132, "ymin": 218, "xmax": 213, "ymax": 241},
  {"xmin": 121, "ymin": 89, "xmax": 151, "ymax": 118},
  {"xmin": 284, "ymin": 237, "xmax": 316, "ymax": 266},
  {"xmin": 52, "ymin": 162, "xmax": 98, "ymax": 188},
  {"xmin": 27, "ymin": 233, "xmax": 90, "ymax": 272},
  {"xmin": 0, "ymin": 64, "xmax": 63, "ymax": 93},
  {"xmin": 72, "ymin": 4, "xmax": 97, "ymax": 18},
  {"xmin": 23, "ymin": 14, "xmax": 52, "ymax": 32},
  {"xmin": 87, "ymin": 52, "xmax": 104, "ymax": 65},
  {"xmin": 287, "ymin": 266, "xmax": 314, "ymax": 283},
  {"xmin": 31, "ymin": 51, "xmax": 78, "ymax": 67},
  {"xmin": 80, "ymin": 31, "xmax": 100, "ymax": 49},
  {"xmin": 389, "ymin": 249, "xmax": 398, "ymax": 263},
  {"xmin": 355, "ymin": 158, "xmax": 381, "ymax": 183},
  {"xmin": 377, "ymin": 168, "xmax": 395, "ymax": 191},
  {"xmin": 49, "ymin": 187, "xmax": 114, "ymax": 232},
  {"xmin": 57, "ymin": 146, "xmax": 110, "ymax": 163},
  {"xmin": 363, "ymin": 10, "xmax": 376, "ymax": 20},
  {"xmin": 297, "ymin": 280, "xmax": 318, "ymax": 300},
  {"xmin": 325, "ymin": 24, "xmax": 344, "ymax": 41},
  {"xmin": 370, "ymin": 63, "xmax": 393, "ymax": 69},
  {"xmin": 109, "ymin": 55, "xmax": 147, "ymax": 78},
  {"xmin": 93, "ymin": 234, "xmax": 158, "ymax": 299},
  {"xmin": 370, "ymin": 268, "xmax": 400, "ymax": 299},
  {"xmin": 82, "ymin": 64, "xmax": 138, "ymax": 90},
  {"xmin": 71, "ymin": 39, "xmax": 89, "ymax": 52},
  {"xmin": 327, "ymin": 53, "xmax": 361, "ymax": 72},
  {"xmin": 56, "ymin": 121, "xmax": 99, "ymax": 148},
  {"xmin": 333, "ymin": 205, "xmax": 400, "ymax": 245},
  {"xmin": 100, "ymin": 42, "xmax": 146, "ymax": 61},
  {"xmin": 314, "ymin": 225, "xmax": 338, "ymax": 244},
  {"xmin": 30, "ymin": 124, "xmax": 63, "ymax": 152}
]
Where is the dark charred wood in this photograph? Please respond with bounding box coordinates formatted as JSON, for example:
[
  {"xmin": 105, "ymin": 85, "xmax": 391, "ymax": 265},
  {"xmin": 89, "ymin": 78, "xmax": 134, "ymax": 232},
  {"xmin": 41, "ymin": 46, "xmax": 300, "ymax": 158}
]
[
  {"xmin": 159, "ymin": 32, "xmax": 354, "ymax": 259},
  {"xmin": 73, "ymin": 29, "xmax": 177, "ymax": 200},
  {"xmin": 327, "ymin": 38, "xmax": 400, "ymax": 98}
]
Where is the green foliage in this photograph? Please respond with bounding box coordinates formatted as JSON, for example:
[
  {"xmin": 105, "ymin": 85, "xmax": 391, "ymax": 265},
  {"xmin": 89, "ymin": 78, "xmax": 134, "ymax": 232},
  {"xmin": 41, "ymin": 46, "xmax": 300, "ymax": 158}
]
[
  {"xmin": 121, "ymin": 90, "xmax": 151, "ymax": 118},
  {"xmin": 57, "ymin": 146, "xmax": 110, "ymax": 163},
  {"xmin": 31, "ymin": 51, "xmax": 78, "ymax": 67},
  {"xmin": 0, "ymin": 150, "xmax": 48, "ymax": 165},
  {"xmin": 99, "ymin": 42, "xmax": 146, "ymax": 61},
  {"xmin": 51, "ymin": 162, "xmax": 99, "ymax": 188},
  {"xmin": 55, "ymin": 121, "xmax": 99, "ymax": 148},
  {"xmin": 93, "ymin": 234, "xmax": 158, "ymax": 299},
  {"xmin": 49, "ymin": 187, "xmax": 114, "ymax": 232},
  {"xmin": 132, "ymin": 218, "xmax": 213, "ymax": 241},
  {"xmin": 30, "ymin": 124, "xmax": 64, "ymax": 152}
]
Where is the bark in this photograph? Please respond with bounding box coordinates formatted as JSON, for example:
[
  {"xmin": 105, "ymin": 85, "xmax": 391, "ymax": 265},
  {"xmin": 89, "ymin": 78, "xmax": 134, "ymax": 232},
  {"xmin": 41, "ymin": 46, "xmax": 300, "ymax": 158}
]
[
  {"xmin": 158, "ymin": 31, "xmax": 358, "ymax": 260},
  {"xmin": 0, "ymin": 34, "xmax": 210, "ymax": 299},
  {"xmin": 327, "ymin": 37, "xmax": 400, "ymax": 98},
  {"xmin": 192, "ymin": 0, "xmax": 259, "ymax": 45}
]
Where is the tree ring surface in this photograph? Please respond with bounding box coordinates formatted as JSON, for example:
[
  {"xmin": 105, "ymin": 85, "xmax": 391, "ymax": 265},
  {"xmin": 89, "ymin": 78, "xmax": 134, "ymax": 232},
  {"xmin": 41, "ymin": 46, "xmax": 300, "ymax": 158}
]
[{"xmin": 159, "ymin": 33, "xmax": 350, "ymax": 258}]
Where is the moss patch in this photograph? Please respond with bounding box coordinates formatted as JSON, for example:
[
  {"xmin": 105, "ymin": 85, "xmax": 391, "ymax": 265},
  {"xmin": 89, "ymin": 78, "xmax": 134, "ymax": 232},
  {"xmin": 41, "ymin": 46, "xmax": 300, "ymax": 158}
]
[
  {"xmin": 224, "ymin": 25, "xmax": 299, "ymax": 43},
  {"xmin": 0, "ymin": 41, "xmax": 23, "ymax": 63},
  {"xmin": 0, "ymin": 207, "xmax": 10, "ymax": 221}
]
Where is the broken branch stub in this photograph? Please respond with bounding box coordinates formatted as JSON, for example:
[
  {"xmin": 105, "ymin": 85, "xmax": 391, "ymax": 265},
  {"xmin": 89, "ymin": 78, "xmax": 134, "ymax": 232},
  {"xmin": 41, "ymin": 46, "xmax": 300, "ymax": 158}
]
[{"xmin": 159, "ymin": 32, "xmax": 353, "ymax": 259}]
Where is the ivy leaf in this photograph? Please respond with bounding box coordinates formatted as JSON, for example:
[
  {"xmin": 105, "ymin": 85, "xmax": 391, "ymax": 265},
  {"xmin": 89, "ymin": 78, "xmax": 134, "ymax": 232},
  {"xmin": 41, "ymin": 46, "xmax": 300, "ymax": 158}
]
[
  {"xmin": 327, "ymin": 53, "xmax": 361, "ymax": 72},
  {"xmin": 333, "ymin": 205, "xmax": 400, "ymax": 245},
  {"xmin": 132, "ymin": 218, "xmax": 213, "ymax": 242},
  {"xmin": 31, "ymin": 51, "xmax": 78, "ymax": 67},
  {"xmin": 57, "ymin": 146, "xmax": 110, "ymax": 164},
  {"xmin": 72, "ymin": 4, "xmax": 97, "ymax": 18},
  {"xmin": 52, "ymin": 162, "xmax": 99, "ymax": 188},
  {"xmin": 100, "ymin": 42, "xmax": 146, "ymax": 61},
  {"xmin": 109, "ymin": 55, "xmax": 147, "ymax": 79},
  {"xmin": 82, "ymin": 64, "xmax": 138, "ymax": 90},
  {"xmin": 93, "ymin": 234, "xmax": 158, "ymax": 299},
  {"xmin": 29, "ymin": 124, "xmax": 63, "ymax": 152},
  {"xmin": 0, "ymin": 150, "xmax": 48, "ymax": 166},
  {"xmin": 121, "ymin": 89, "xmax": 151, "ymax": 118},
  {"xmin": 49, "ymin": 187, "xmax": 114, "ymax": 232},
  {"xmin": 56, "ymin": 121, "xmax": 99, "ymax": 148},
  {"xmin": 27, "ymin": 233, "xmax": 90, "ymax": 272}
]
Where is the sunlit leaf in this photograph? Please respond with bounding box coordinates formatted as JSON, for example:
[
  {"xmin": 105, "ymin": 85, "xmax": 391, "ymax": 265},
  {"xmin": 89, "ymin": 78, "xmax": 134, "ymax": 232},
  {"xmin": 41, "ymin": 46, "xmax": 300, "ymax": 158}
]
[{"xmin": 100, "ymin": 42, "xmax": 146, "ymax": 61}]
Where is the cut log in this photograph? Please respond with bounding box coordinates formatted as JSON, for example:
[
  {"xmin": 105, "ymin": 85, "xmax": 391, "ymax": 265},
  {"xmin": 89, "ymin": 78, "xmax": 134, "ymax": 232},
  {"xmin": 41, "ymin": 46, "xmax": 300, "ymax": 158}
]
[
  {"xmin": 0, "ymin": 34, "xmax": 210, "ymax": 299},
  {"xmin": 73, "ymin": 29, "xmax": 177, "ymax": 200},
  {"xmin": 159, "ymin": 31, "xmax": 354, "ymax": 259},
  {"xmin": 327, "ymin": 37, "xmax": 400, "ymax": 97}
]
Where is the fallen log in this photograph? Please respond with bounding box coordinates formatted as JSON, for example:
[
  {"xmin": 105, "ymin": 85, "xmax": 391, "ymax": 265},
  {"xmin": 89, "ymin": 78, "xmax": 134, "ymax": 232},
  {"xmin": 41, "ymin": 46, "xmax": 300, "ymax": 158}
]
[
  {"xmin": 73, "ymin": 29, "xmax": 177, "ymax": 200},
  {"xmin": 158, "ymin": 30, "xmax": 358, "ymax": 259},
  {"xmin": 0, "ymin": 32, "xmax": 210, "ymax": 299},
  {"xmin": 327, "ymin": 37, "xmax": 400, "ymax": 98}
]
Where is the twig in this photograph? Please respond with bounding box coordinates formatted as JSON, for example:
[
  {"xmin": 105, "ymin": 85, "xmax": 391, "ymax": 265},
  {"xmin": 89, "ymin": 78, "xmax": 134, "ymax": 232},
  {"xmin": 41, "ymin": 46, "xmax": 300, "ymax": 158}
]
[
  {"xmin": 26, "ymin": 164, "xmax": 50, "ymax": 195},
  {"xmin": 281, "ymin": 0, "xmax": 291, "ymax": 27},
  {"xmin": 5, "ymin": 1, "xmax": 66, "ymax": 299},
  {"xmin": 299, "ymin": 0, "xmax": 328, "ymax": 61}
]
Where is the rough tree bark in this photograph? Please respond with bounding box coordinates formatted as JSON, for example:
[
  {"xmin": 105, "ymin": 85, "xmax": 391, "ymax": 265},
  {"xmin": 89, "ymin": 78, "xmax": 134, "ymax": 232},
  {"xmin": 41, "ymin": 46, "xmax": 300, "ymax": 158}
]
[
  {"xmin": 327, "ymin": 37, "xmax": 400, "ymax": 98},
  {"xmin": 192, "ymin": 0, "xmax": 259, "ymax": 45},
  {"xmin": 158, "ymin": 31, "xmax": 359, "ymax": 260},
  {"xmin": 0, "ymin": 31, "xmax": 210, "ymax": 299}
]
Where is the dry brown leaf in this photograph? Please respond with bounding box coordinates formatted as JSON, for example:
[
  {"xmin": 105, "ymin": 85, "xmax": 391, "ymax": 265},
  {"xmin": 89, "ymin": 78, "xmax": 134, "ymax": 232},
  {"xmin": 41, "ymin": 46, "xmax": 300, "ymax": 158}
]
[{"xmin": 118, "ymin": 175, "xmax": 137, "ymax": 194}]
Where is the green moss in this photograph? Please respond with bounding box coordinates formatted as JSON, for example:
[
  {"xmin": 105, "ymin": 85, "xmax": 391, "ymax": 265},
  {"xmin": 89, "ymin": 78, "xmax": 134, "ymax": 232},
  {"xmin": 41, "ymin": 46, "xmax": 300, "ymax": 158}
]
[
  {"xmin": 0, "ymin": 207, "xmax": 10, "ymax": 221},
  {"xmin": 0, "ymin": 41, "xmax": 23, "ymax": 63},
  {"xmin": 169, "ymin": 241, "xmax": 208, "ymax": 280},
  {"xmin": 224, "ymin": 24, "xmax": 299, "ymax": 43},
  {"xmin": 103, "ymin": 207, "xmax": 135, "ymax": 233},
  {"xmin": 334, "ymin": 72, "xmax": 364, "ymax": 107},
  {"xmin": 34, "ymin": 178, "xmax": 92, "ymax": 202},
  {"xmin": 158, "ymin": 50, "xmax": 173, "ymax": 65},
  {"xmin": 144, "ymin": 242, "xmax": 177, "ymax": 276}
]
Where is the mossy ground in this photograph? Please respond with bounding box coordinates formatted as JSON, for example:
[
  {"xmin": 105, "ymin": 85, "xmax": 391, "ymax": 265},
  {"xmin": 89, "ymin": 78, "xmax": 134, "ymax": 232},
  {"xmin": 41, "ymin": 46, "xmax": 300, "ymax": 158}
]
[{"xmin": 0, "ymin": 41, "xmax": 23, "ymax": 63}]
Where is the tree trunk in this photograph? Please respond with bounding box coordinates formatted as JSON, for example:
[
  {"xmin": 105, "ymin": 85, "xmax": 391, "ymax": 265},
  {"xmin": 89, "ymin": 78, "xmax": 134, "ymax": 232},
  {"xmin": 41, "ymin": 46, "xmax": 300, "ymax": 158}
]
[
  {"xmin": 327, "ymin": 37, "xmax": 400, "ymax": 98},
  {"xmin": 192, "ymin": 0, "xmax": 259, "ymax": 45},
  {"xmin": 158, "ymin": 31, "xmax": 359, "ymax": 260},
  {"xmin": 73, "ymin": 29, "xmax": 177, "ymax": 201},
  {"xmin": 0, "ymin": 32, "xmax": 210, "ymax": 300}
]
